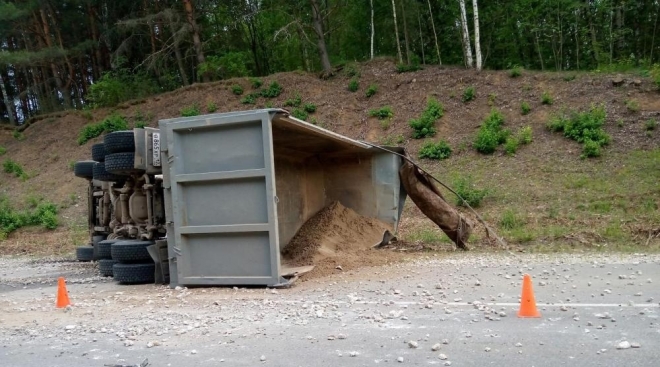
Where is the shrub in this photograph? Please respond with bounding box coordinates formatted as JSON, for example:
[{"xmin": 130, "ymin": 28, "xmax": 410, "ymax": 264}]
[
  {"xmin": 650, "ymin": 64, "xmax": 660, "ymax": 89},
  {"xmin": 509, "ymin": 67, "xmax": 522, "ymax": 78},
  {"xmin": 260, "ymin": 81, "xmax": 282, "ymax": 98},
  {"xmin": 366, "ymin": 84, "xmax": 378, "ymax": 98},
  {"xmin": 369, "ymin": 106, "xmax": 394, "ymax": 120},
  {"xmin": 473, "ymin": 109, "xmax": 509, "ymax": 154},
  {"xmin": 617, "ymin": 118, "xmax": 624, "ymax": 127},
  {"xmin": 87, "ymin": 69, "xmax": 160, "ymax": 108},
  {"xmin": 77, "ymin": 114, "xmax": 128, "ymax": 145},
  {"xmin": 462, "ymin": 86, "xmax": 475, "ymax": 102},
  {"xmin": 396, "ymin": 63, "xmax": 422, "ymax": 73},
  {"xmin": 582, "ymin": 139, "xmax": 602, "ymax": 158},
  {"xmin": 197, "ymin": 52, "xmax": 251, "ymax": 80},
  {"xmin": 81, "ymin": 110, "xmax": 93, "ymax": 120},
  {"xmin": 284, "ymin": 93, "xmax": 302, "ymax": 107},
  {"xmin": 453, "ymin": 176, "xmax": 488, "ymax": 208},
  {"xmin": 12, "ymin": 131, "xmax": 25, "ymax": 141},
  {"xmin": 409, "ymin": 97, "xmax": 444, "ymax": 139},
  {"xmin": 547, "ymin": 105, "xmax": 610, "ymax": 158},
  {"xmin": 521, "ymin": 101, "xmax": 531, "ymax": 115},
  {"xmin": 249, "ymin": 77, "xmax": 263, "ymax": 89},
  {"xmin": 487, "ymin": 93, "xmax": 497, "ymax": 106},
  {"xmin": 241, "ymin": 93, "xmax": 257, "ymax": 104},
  {"xmin": 500, "ymin": 209, "xmax": 524, "ymax": 230},
  {"xmin": 419, "ymin": 140, "xmax": 452, "ymax": 160},
  {"xmin": 180, "ymin": 104, "xmax": 201, "ymax": 117},
  {"xmin": 0, "ymin": 197, "xmax": 58, "ymax": 236},
  {"xmin": 518, "ymin": 126, "xmax": 533, "ymax": 144},
  {"xmin": 291, "ymin": 108, "xmax": 309, "ymax": 121},
  {"xmin": 3, "ymin": 159, "xmax": 24, "ymax": 178},
  {"xmin": 303, "ymin": 103, "xmax": 317, "ymax": 113},
  {"xmin": 207, "ymin": 102, "xmax": 217, "ymax": 113},
  {"xmin": 541, "ymin": 91, "xmax": 553, "ymax": 105},
  {"xmin": 504, "ymin": 136, "xmax": 519, "ymax": 155},
  {"xmin": 344, "ymin": 63, "xmax": 361, "ymax": 77},
  {"xmin": 348, "ymin": 78, "xmax": 359, "ymax": 92},
  {"xmin": 645, "ymin": 119, "xmax": 657, "ymax": 130},
  {"xmin": 231, "ymin": 84, "xmax": 244, "ymax": 95},
  {"xmin": 625, "ymin": 99, "xmax": 640, "ymax": 112},
  {"xmin": 134, "ymin": 121, "xmax": 147, "ymax": 128},
  {"xmin": 0, "ymin": 146, "xmax": 6, "ymax": 155}
]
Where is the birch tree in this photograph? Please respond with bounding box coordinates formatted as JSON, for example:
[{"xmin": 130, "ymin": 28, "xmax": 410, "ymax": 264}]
[
  {"xmin": 459, "ymin": 0, "xmax": 473, "ymax": 68},
  {"xmin": 472, "ymin": 0, "xmax": 482, "ymax": 70},
  {"xmin": 370, "ymin": 0, "xmax": 375, "ymax": 59},
  {"xmin": 427, "ymin": 0, "xmax": 442, "ymax": 65},
  {"xmin": 391, "ymin": 0, "xmax": 403, "ymax": 63}
]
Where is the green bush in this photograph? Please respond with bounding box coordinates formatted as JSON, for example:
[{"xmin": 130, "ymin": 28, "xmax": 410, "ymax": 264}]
[
  {"xmin": 180, "ymin": 104, "xmax": 201, "ymax": 117},
  {"xmin": 650, "ymin": 64, "xmax": 660, "ymax": 89},
  {"xmin": 473, "ymin": 109, "xmax": 509, "ymax": 154},
  {"xmin": 645, "ymin": 119, "xmax": 657, "ymax": 130},
  {"xmin": 77, "ymin": 114, "xmax": 128, "ymax": 145},
  {"xmin": 249, "ymin": 77, "xmax": 263, "ymax": 89},
  {"xmin": 241, "ymin": 93, "xmax": 257, "ymax": 104},
  {"xmin": 3, "ymin": 159, "xmax": 24, "ymax": 178},
  {"xmin": 284, "ymin": 93, "xmax": 302, "ymax": 107},
  {"xmin": 453, "ymin": 176, "xmax": 488, "ymax": 208},
  {"xmin": 197, "ymin": 52, "xmax": 251, "ymax": 80},
  {"xmin": 504, "ymin": 136, "xmax": 519, "ymax": 155},
  {"xmin": 0, "ymin": 146, "xmax": 6, "ymax": 155},
  {"xmin": 369, "ymin": 106, "xmax": 394, "ymax": 120},
  {"xmin": 0, "ymin": 197, "xmax": 58, "ymax": 236},
  {"xmin": 366, "ymin": 84, "xmax": 378, "ymax": 98},
  {"xmin": 419, "ymin": 140, "xmax": 452, "ymax": 160},
  {"xmin": 462, "ymin": 86, "xmax": 475, "ymax": 102},
  {"xmin": 348, "ymin": 78, "xmax": 359, "ymax": 92},
  {"xmin": 231, "ymin": 84, "xmax": 244, "ymax": 95},
  {"xmin": 521, "ymin": 101, "xmax": 531, "ymax": 115},
  {"xmin": 409, "ymin": 97, "xmax": 444, "ymax": 139},
  {"xmin": 509, "ymin": 67, "xmax": 522, "ymax": 78},
  {"xmin": 291, "ymin": 108, "xmax": 309, "ymax": 121},
  {"xmin": 134, "ymin": 121, "xmax": 147, "ymax": 128},
  {"xmin": 87, "ymin": 69, "xmax": 160, "ymax": 108},
  {"xmin": 500, "ymin": 209, "xmax": 524, "ymax": 230},
  {"xmin": 518, "ymin": 126, "xmax": 533, "ymax": 144},
  {"xmin": 625, "ymin": 99, "xmax": 639, "ymax": 112},
  {"xmin": 547, "ymin": 105, "xmax": 610, "ymax": 158},
  {"xmin": 541, "ymin": 91, "xmax": 553, "ymax": 105},
  {"xmin": 207, "ymin": 101, "xmax": 217, "ymax": 113},
  {"xmin": 12, "ymin": 130, "xmax": 25, "ymax": 141},
  {"xmin": 260, "ymin": 81, "xmax": 282, "ymax": 98},
  {"xmin": 344, "ymin": 63, "xmax": 361, "ymax": 77},
  {"xmin": 396, "ymin": 63, "xmax": 422, "ymax": 73},
  {"xmin": 303, "ymin": 103, "xmax": 317, "ymax": 113}
]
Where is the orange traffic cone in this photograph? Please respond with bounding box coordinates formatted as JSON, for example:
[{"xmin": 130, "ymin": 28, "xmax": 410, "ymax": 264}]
[
  {"xmin": 56, "ymin": 277, "xmax": 71, "ymax": 308},
  {"xmin": 517, "ymin": 274, "xmax": 541, "ymax": 318}
]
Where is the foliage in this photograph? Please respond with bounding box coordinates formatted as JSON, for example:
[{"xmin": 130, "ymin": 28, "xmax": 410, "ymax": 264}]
[
  {"xmin": 462, "ymin": 86, "xmax": 475, "ymax": 102},
  {"xmin": 77, "ymin": 114, "xmax": 128, "ymax": 145},
  {"xmin": 0, "ymin": 196, "xmax": 58, "ymax": 237},
  {"xmin": 625, "ymin": 99, "xmax": 639, "ymax": 112},
  {"xmin": 419, "ymin": 140, "xmax": 452, "ymax": 160},
  {"xmin": 380, "ymin": 134, "xmax": 405, "ymax": 146},
  {"xmin": 547, "ymin": 105, "xmax": 610, "ymax": 158},
  {"xmin": 487, "ymin": 93, "xmax": 497, "ymax": 106},
  {"xmin": 409, "ymin": 97, "xmax": 444, "ymax": 139},
  {"xmin": 303, "ymin": 103, "xmax": 316, "ymax": 113},
  {"xmin": 291, "ymin": 108, "xmax": 308, "ymax": 121},
  {"xmin": 509, "ymin": 67, "xmax": 522, "ymax": 78},
  {"xmin": 260, "ymin": 81, "xmax": 282, "ymax": 98},
  {"xmin": 197, "ymin": 52, "xmax": 251, "ymax": 80},
  {"xmin": 180, "ymin": 104, "xmax": 201, "ymax": 117},
  {"xmin": 518, "ymin": 126, "xmax": 533, "ymax": 144},
  {"xmin": 344, "ymin": 63, "xmax": 361, "ymax": 77},
  {"xmin": 473, "ymin": 109, "xmax": 509, "ymax": 154},
  {"xmin": 241, "ymin": 93, "xmax": 258, "ymax": 104},
  {"xmin": 396, "ymin": 63, "xmax": 422, "ymax": 73},
  {"xmin": 249, "ymin": 78, "xmax": 263, "ymax": 89},
  {"xmin": 134, "ymin": 121, "xmax": 147, "ymax": 128},
  {"xmin": 521, "ymin": 101, "xmax": 531, "ymax": 115},
  {"xmin": 369, "ymin": 106, "xmax": 394, "ymax": 120},
  {"xmin": 645, "ymin": 119, "xmax": 657, "ymax": 130},
  {"xmin": 365, "ymin": 84, "xmax": 378, "ymax": 98},
  {"xmin": 284, "ymin": 93, "xmax": 302, "ymax": 107},
  {"xmin": 541, "ymin": 91, "xmax": 553, "ymax": 105},
  {"xmin": 504, "ymin": 137, "xmax": 519, "ymax": 155},
  {"xmin": 231, "ymin": 84, "xmax": 244, "ymax": 95},
  {"xmin": 348, "ymin": 78, "xmax": 359, "ymax": 92},
  {"xmin": 87, "ymin": 69, "xmax": 160, "ymax": 108},
  {"xmin": 207, "ymin": 102, "xmax": 218, "ymax": 113},
  {"xmin": 500, "ymin": 209, "xmax": 525, "ymax": 230},
  {"xmin": 651, "ymin": 64, "xmax": 660, "ymax": 89},
  {"xmin": 12, "ymin": 130, "xmax": 24, "ymax": 141},
  {"xmin": 3, "ymin": 159, "xmax": 25, "ymax": 178},
  {"xmin": 0, "ymin": 146, "xmax": 6, "ymax": 155},
  {"xmin": 453, "ymin": 176, "xmax": 488, "ymax": 208}
]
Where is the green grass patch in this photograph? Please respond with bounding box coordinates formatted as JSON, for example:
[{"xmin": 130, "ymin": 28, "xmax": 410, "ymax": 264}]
[
  {"xmin": 366, "ymin": 84, "xmax": 378, "ymax": 98},
  {"xmin": 303, "ymin": 103, "xmax": 316, "ymax": 113},
  {"xmin": 509, "ymin": 67, "xmax": 522, "ymax": 78},
  {"xmin": 406, "ymin": 227, "xmax": 452, "ymax": 244},
  {"xmin": 249, "ymin": 77, "xmax": 263, "ymax": 89},
  {"xmin": 462, "ymin": 86, "xmax": 475, "ymax": 102},
  {"xmin": 453, "ymin": 176, "xmax": 489, "ymax": 208},
  {"xmin": 396, "ymin": 63, "xmax": 422, "ymax": 73},
  {"xmin": 521, "ymin": 101, "xmax": 531, "ymax": 115},
  {"xmin": 260, "ymin": 81, "xmax": 282, "ymax": 98},
  {"xmin": 241, "ymin": 93, "xmax": 258, "ymax": 104},
  {"xmin": 77, "ymin": 113, "xmax": 129, "ymax": 145},
  {"xmin": 409, "ymin": 97, "xmax": 444, "ymax": 139},
  {"xmin": 369, "ymin": 106, "xmax": 394, "ymax": 120},
  {"xmin": 0, "ymin": 146, "xmax": 6, "ymax": 155},
  {"xmin": 547, "ymin": 104, "xmax": 609, "ymax": 158},
  {"xmin": 12, "ymin": 131, "xmax": 25, "ymax": 141},
  {"xmin": 231, "ymin": 84, "xmax": 244, "ymax": 95},
  {"xmin": 625, "ymin": 99, "xmax": 640, "ymax": 112},
  {"xmin": 541, "ymin": 91, "xmax": 553, "ymax": 105},
  {"xmin": 348, "ymin": 78, "xmax": 359, "ymax": 92},
  {"xmin": 207, "ymin": 101, "xmax": 217, "ymax": 113},
  {"xmin": 645, "ymin": 119, "xmax": 657, "ymax": 131},
  {"xmin": 473, "ymin": 109, "xmax": 510, "ymax": 154},
  {"xmin": 419, "ymin": 140, "xmax": 452, "ymax": 160},
  {"xmin": 284, "ymin": 93, "xmax": 302, "ymax": 107},
  {"xmin": 0, "ymin": 196, "xmax": 58, "ymax": 238},
  {"xmin": 291, "ymin": 108, "xmax": 309, "ymax": 121},
  {"xmin": 180, "ymin": 104, "xmax": 201, "ymax": 117}
]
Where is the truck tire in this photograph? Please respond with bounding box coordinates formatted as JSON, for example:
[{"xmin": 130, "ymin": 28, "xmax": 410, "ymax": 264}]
[
  {"xmin": 111, "ymin": 240, "xmax": 153, "ymax": 263},
  {"xmin": 74, "ymin": 161, "xmax": 95, "ymax": 179},
  {"xmin": 76, "ymin": 246, "xmax": 94, "ymax": 262},
  {"xmin": 97, "ymin": 239, "xmax": 119, "ymax": 260},
  {"xmin": 91, "ymin": 143, "xmax": 106, "ymax": 162},
  {"xmin": 98, "ymin": 259, "xmax": 117, "ymax": 277},
  {"xmin": 113, "ymin": 263, "xmax": 155, "ymax": 284},
  {"xmin": 93, "ymin": 162, "xmax": 125, "ymax": 182},
  {"xmin": 92, "ymin": 235, "xmax": 107, "ymax": 246},
  {"xmin": 104, "ymin": 152, "xmax": 143, "ymax": 176},
  {"xmin": 104, "ymin": 131, "xmax": 135, "ymax": 154}
]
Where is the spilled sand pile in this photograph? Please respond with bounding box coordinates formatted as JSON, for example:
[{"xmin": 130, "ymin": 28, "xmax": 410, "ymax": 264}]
[{"xmin": 281, "ymin": 201, "xmax": 401, "ymax": 278}]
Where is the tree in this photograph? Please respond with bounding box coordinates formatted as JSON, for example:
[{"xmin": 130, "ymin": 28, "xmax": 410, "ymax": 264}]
[
  {"xmin": 459, "ymin": 0, "xmax": 474, "ymax": 68},
  {"xmin": 183, "ymin": 0, "xmax": 208, "ymax": 82},
  {"xmin": 370, "ymin": 0, "xmax": 375, "ymax": 60},
  {"xmin": 472, "ymin": 0, "xmax": 482, "ymax": 70},
  {"xmin": 309, "ymin": 0, "xmax": 333, "ymax": 76},
  {"xmin": 391, "ymin": 0, "xmax": 403, "ymax": 63},
  {"xmin": 427, "ymin": 0, "xmax": 442, "ymax": 65}
]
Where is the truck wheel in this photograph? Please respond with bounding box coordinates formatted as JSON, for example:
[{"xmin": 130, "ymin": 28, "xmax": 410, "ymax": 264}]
[
  {"xmin": 104, "ymin": 152, "xmax": 144, "ymax": 176},
  {"xmin": 98, "ymin": 259, "xmax": 117, "ymax": 277},
  {"xmin": 74, "ymin": 161, "xmax": 95, "ymax": 179},
  {"xmin": 97, "ymin": 239, "xmax": 119, "ymax": 260},
  {"xmin": 93, "ymin": 162, "xmax": 125, "ymax": 182},
  {"xmin": 111, "ymin": 240, "xmax": 154, "ymax": 263},
  {"xmin": 104, "ymin": 131, "xmax": 135, "ymax": 154},
  {"xmin": 91, "ymin": 143, "xmax": 106, "ymax": 162},
  {"xmin": 113, "ymin": 263, "xmax": 155, "ymax": 284},
  {"xmin": 92, "ymin": 235, "xmax": 107, "ymax": 246},
  {"xmin": 76, "ymin": 246, "xmax": 94, "ymax": 262}
]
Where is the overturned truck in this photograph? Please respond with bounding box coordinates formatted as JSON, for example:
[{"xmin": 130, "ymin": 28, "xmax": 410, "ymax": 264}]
[{"xmin": 73, "ymin": 109, "xmax": 472, "ymax": 287}]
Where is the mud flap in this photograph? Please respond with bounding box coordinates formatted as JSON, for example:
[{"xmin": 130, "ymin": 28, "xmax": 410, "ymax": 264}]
[
  {"xmin": 399, "ymin": 161, "xmax": 473, "ymax": 250},
  {"xmin": 147, "ymin": 240, "xmax": 169, "ymax": 284}
]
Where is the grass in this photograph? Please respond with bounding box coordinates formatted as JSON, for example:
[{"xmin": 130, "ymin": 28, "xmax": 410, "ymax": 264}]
[
  {"xmin": 419, "ymin": 140, "xmax": 452, "ymax": 160},
  {"xmin": 625, "ymin": 99, "xmax": 640, "ymax": 112},
  {"xmin": 645, "ymin": 119, "xmax": 657, "ymax": 131},
  {"xmin": 284, "ymin": 93, "xmax": 302, "ymax": 107},
  {"xmin": 547, "ymin": 104, "xmax": 609, "ymax": 158},
  {"xmin": 366, "ymin": 84, "xmax": 378, "ymax": 98},
  {"xmin": 405, "ymin": 227, "xmax": 453, "ymax": 244},
  {"xmin": 396, "ymin": 63, "xmax": 422, "ymax": 73},
  {"xmin": 509, "ymin": 67, "xmax": 522, "ymax": 78},
  {"xmin": 180, "ymin": 104, "xmax": 201, "ymax": 117},
  {"xmin": 260, "ymin": 81, "xmax": 282, "ymax": 98},
  {"xmin": 462, "ymin": 86, "xmax": 475, "ymax": 102},
  {"xmin": 12, "ymin": 130, "xmax": 25, "ymax": 141},
  {"xmin": 521, "ymin": 101, "xmax": 531, "ymax": 115},
  {"xmin": 409, "ymin": 97, "xmax": 444, "ymax": 139},
  {"xmin": 541, "ymin": 91, "xmax": 553, "ymax": 105},
  {"xmin": 207, "ymin": 101, "xmax": 217, "ymax": 113},
  {"xmin": 231, "ymin": 84, "xmax": 244, "ymax": 95},
  {"xmin": 0, "ymin": 146, "xmax": 6, "ymax": 155},
  {"xmin": 348, "ymin": 78, "xmax": 359, "ymax": 92},
  {"xmin": 249, "ymin": 77, "xmax": 262, "ymax": 89},
  {"xmin": 380, "ymin": 134, "xmax": 405, "ymax": 146},
  {"xmin": 369, "ymin": 106, "xmax": 394, "ymax": 120}
]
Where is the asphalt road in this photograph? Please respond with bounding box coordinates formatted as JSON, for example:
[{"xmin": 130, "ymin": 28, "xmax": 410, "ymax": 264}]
[{"xmin": 1, "ymin": 252, "xmax": 659, "ymax": 366}]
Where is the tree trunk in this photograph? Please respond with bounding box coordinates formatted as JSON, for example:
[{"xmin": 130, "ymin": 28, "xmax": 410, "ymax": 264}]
[
  {"xmin": 183, "ymin": 0, "xmax": 209, "ymax": 82},
  {"xmin": 534, "ymin": 30, "xmax": 545, "ymax": 70},
  {"xmin": 0, "ymin": 73, "xmax": 16, "ymax": 125},
  {"xmin": 401, "ymin": 0, "xmax": 411, "ymax": 64},
  {"xmin": 370, "ymin": 0, "xmax": 375, "ymax": 60},
  {"xmin": 309, "ymin": 0, "xmax": 332, "ymax": 76},
  {"xmin": 170, "ymin": 22, "xmax": 190, "ymax": 86},
  {"xmin": 585, "ymin": 0, "xmax": 600, "ymax": 66},
  {"xmin": 427, "ymin": 0, "xmax": 441, "ymax": 65},
  {"xmin": 472, "ymin": 0, "xmax": 482, "ymax": 70},
  {"xmin": 39, "ymin": 8, "xmax": 71, "ymax": 109},
  {"xmin": 391, "ymin": 0, "xmax": 403, "ymax": 63},
  {"xmin": 651, "ymin": 4, "xmax": 658, "ymax": 63},
  {"xmin": 459, "ymin": 0, "xmax": 473, "ymax": 68},
  {"xmin": 575, "ymin": 9, "xmax": 580, "ymax": 70},
  {"xmin": 418, "ymin": 12, "xmax": 425, "ymax": 64}
]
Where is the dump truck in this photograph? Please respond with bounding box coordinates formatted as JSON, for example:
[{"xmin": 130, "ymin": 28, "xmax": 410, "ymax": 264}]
[{"xmin": 73, "ymin": 109, "xmax": 472, "ymax": 287}]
